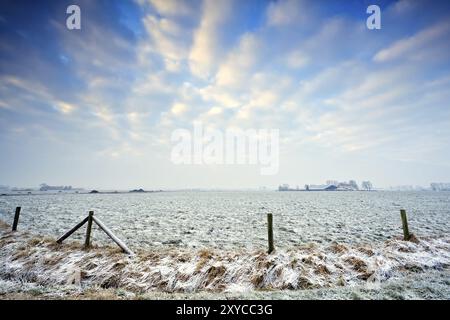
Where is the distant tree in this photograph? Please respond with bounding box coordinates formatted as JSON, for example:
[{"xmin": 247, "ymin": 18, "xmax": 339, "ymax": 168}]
[
  {"xmin": 349, "ymin": 180, "xmax": 359, "ymax": 190},
  {"xmin": 362, "ymin": 181, "xmax": 373, "ymax": 191},
  {"xmin": 362, "ymin": 181, "xmax": 368, "ymax": 190}
]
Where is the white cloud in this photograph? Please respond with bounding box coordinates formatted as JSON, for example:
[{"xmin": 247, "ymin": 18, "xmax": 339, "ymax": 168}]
[
  {"xmin": 266, "ymin": 0, "xmax": 310, "ymax": 26},
  {"xmin": 143, "ymin": 15, "xmax": 189, "ymax": 62},
  {"xmin": 132, "ymin": 71, "xmax": 176, "ymax": 95},
  {"xmin": 54, "ymin": 101, "xmax": 75, "ymax": 114},
  {"xmin": 0, "ymin": 75, "xmax": 80, "ymax": 116},
  {"xmin": 207, "ymin": 106, "xmax": 223, "ymax": 115},
  {"xmin": 374, "ymin": 21, "xmax": 450, "ymax": 62},
  {"xmin": 3, "ymin": 0, "xmax": 450, "ymax": 188},
  {"xmin": 146, "ymin": 0, "xmax": 194, "ymax": 16},
  {"xmin": 189, "ymin": 0, "xmax": 232, "ymax": 78},
  {"xmin": 215, "ymin": 33, "xmax": 261, "ymax": 87},
  {"xmin": 198, "ymin": 85, "xmax": 242, "ymax": 108},
  {"xmin": 285, "ymin": 50, "xmax": 309, "ymax": 69},
  {"xmin": 289, "ymin": 61, "xmax": 450, "ymax": 162},
  {"xmin": 171, "ymin": 102, "xmax": 188, "ymax": 115}
]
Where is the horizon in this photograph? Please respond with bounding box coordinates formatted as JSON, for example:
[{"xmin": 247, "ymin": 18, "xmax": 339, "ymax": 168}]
[
  {"xmin": 1, "ymin": 0, "xmax": 450, "ymax": 189},
  {"xmin": 1, "ymin": 181, "xmax": 447, "ymax": 191}
]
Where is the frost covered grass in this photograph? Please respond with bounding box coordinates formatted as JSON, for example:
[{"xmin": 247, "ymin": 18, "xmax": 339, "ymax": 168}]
[
  {"xmin": 1, "ymin": 220, "xmax": 449, "ymax": 299},
  {"xmin": 1, "ymin": 191, "xmax": 449, "ymax": 251}
]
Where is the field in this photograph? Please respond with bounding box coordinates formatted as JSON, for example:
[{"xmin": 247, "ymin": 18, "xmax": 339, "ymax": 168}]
[{"xmin": 0, "ymin": 191, "xmax": 449, "ymax": 299}]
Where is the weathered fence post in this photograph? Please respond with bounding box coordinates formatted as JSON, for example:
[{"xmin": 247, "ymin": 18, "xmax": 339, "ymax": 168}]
[
  {"xmin": 84, "ymin": 211, "xmax": 94, "ymax": 248},
  {"xmin": 57, "ymin": 211, "xmax": 133, "ymax": 255},
  {"xmin": 56, "ymin": 216, "xmax": 89, "ymax": 243},
  {"xmin": 267, "ymin": 213, "xmax": 274, "ymax": 254},
  {"xmin": 400, "ymin": 209, "xmax": 410, "ymax": 240},
  {"xmin": 92, "ymin": 216, "xmax": 135, "ymax": 255},
  {"xmin": 12, "ymin": 206, "xmax": 21, "ymax": 231}
]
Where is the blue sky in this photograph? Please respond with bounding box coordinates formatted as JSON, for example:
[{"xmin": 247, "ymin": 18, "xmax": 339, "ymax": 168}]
[{"xmin": 1, "ymin": 0, "xmax": 450, "ymax": 189}]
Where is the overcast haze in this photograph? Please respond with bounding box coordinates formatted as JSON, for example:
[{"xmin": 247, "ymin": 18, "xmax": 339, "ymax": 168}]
[{"xmin": 1, "ymin": 0, "xmax": 450, "ymax": 190}]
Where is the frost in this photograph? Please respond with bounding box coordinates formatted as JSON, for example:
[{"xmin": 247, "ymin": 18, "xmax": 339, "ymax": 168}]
[{"xmin": 1, "ymin": 224, "xmax": 448, "ymax": 296}]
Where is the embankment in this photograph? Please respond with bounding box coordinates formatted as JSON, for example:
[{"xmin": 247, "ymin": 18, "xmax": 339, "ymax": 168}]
[{"xmin": 0, "ymin": 220, "xmax": 449, "ymax": 299}]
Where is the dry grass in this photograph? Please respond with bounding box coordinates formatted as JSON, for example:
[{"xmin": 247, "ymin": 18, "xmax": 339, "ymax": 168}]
[
  {"xmin": 344, "ymin": 257, "xmax": 368, "ymax": 273},
  {"xmin": 314, "ymin": 264, "xmax": 331, "ymax": 275},
  {"xmin": 357, "ymin": 247, "xmax": 374, "ymax": 256},
  {"xmin": 329, "ymin": 243, "xmax": 348, "ymax": 254},
  {"xmin": 195, "ymin": 249, "xmax": 214, "ymax": 272},
  {"xmin": 297, "ymin": 276, "xmax": 314, "ymax": 289},
  {"xmin": 0, "ymin": 218, "xmax": 449, "ymax": 298},
  {"xmin": 205, "ymin": 265, "xmax": 227, "ymax": 287},
  {"xmin": 0, "ymin": 220, "xmax": 10, "ymax": 230}
]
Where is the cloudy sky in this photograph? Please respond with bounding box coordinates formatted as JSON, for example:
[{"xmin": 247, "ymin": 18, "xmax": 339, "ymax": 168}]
[{"xmin": 1, "ymin": 0, "xmax": 450, "ymax": 190}]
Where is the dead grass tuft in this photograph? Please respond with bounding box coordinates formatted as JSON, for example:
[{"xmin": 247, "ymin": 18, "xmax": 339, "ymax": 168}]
[
  {"xmin": 314, "ymin": 264, "xmax": 331, "ymax": 275},
  {"xmin": 100, "ymin": 274, "xmax": 122, "ymax": 289},
  {"xmin": 205, "ymin": 265, "xmax": 226, "ymax": 287},
  {"xmin": 329, "ymin": 243, "xmax": 348, "ymax": 254},
  {"xmin": 250, "ymin": 273, "xmax": 265, "ymax": 288},
  {"xmin": 198, "ymin": 249, "xmax": 213, "ymax": 260},
  {"xmin": 0, "ymin": 220, "xmax": 10, "ymax": 230},
  {"xmin": 195, "ymin": 249, "xmax": 214, "ymax": 271},
  {"xmin": 297, "ymin": 276, "xmax": 314, "ymax": 289},
  {"xmin": 12, "ymin": 249, "xmax": 31, "ymax": 261},
  {"xmin": 27, "ymin": 238, "xmax": 44, "ymax": 246},
  {"xmin": 42, "ymin": 254, "xmax": 64, "ymax": 266},
  {"xmin": 408, "ymin": 234, "xmax": 420, "ymax": 244},
  {"xmin": 344, "ymin": 257, "xmax": 368, "ymax": 273},
  {"xmin": 357, "ymin": 247, "xmax": 374, "ymax": 256}
]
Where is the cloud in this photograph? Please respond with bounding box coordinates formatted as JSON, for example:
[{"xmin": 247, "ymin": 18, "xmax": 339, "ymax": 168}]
[
  {"xmin": 2, "ymin": 0, "xmax": 450, "ymax": 187},
  {"xmin": 266, "ymin": 0, "xmax": 311, "ymax": 26},
  {"xmin": 374, "ymin": 20, "xmax": 450, "ymax": 62},
  {"xmin": 142, "ymin": 14, "xmax": 189, "ymax": 62},
  {"xmin": 171, "ymin": 102, "xmax": 188, "ymax": 115},
  {"xmin": 215, "ymin": 33, "xmax": 262, "ymax": 87},
  {"xmin": 285, "ymin": 50, "xmax": 309, "ymax": 69},
  {"xmin": 207, "ymin": 106, "xmax": 223, "ymax": 116},
  {"xmin": 54, "ymin": 101, "xmax": 75, "ymax": 114},
  {"xmin": 291, "ymin": 62, "xmax": 450, "ymax": 162},
  {"xmin": 197, "ymin": 85, "xmax": 242, "ymax": 108},
  {"xmin": 189, "ymin": 0, "xmax": 233, "ymax": 78},
  {"xmin": 145, "ymin": 0, "xmax": 194, "ymax": 16},
  {"xmin": 0, "ymin": 75, "xmax": 78, "ymax": 116}
]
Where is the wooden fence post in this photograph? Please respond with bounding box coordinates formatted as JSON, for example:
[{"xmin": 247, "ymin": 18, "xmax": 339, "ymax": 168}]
[
  {"xmin": 92, "ymin": 216, "xmax": 135, "ymax": 255},
  {"xmin": 57, "ymin": 211, "xmax": 133, "ymax": 255},
  {"xmin": 12, "ymin": 207, "xmax": 21, "ymax": 231},
  {"xmin": 84, "ymin": 211, "xmax": 94, "ymax": 248},
  {"xmin": 400, "ymin": 209, "xmax": 410, "ymax": 240},
  {"xmin": 56, "ymin": 216, "xmax": 89, "ymax": 244},
  {"xmin": 267, "ymin": 213, "xmax": 274, "ymax": 254}
]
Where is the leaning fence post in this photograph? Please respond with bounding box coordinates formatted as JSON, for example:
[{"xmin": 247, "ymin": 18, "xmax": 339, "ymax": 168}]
[
  {"xmin": 267, "ymin": 213, "xmax": 274, "ymax": 253},
  {"xmin": 56, "ymin": 216, "xmax": 89, "ymax": 244},
  {"xmin": 92, "ymin": 216, "xmax": 135, "ymax": 255},
  {"xmin": 12, "ymin": 206, "xmax": 21, "ymax": 231},
  {"xmin": 85, "ymin": 211, "xmax": 94, "ymax": 248},
  {"xmin": 400, "ymin": 209, "xmax": 410, "ymax": 241}
]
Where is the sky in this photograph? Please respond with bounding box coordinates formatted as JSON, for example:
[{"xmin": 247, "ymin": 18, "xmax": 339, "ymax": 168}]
[{"xmin": 0, "ymin": 0, "xmax": 450, "ymax": 190}]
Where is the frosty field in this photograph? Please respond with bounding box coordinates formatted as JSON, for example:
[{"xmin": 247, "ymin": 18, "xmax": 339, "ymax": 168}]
[
  {"xmin": 1, "ymin": 191, "xmax": 449, "ymax": 249},
  {"xmin": 0, "ymin": 191, "xmax": 449, "ymax": 299}
]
